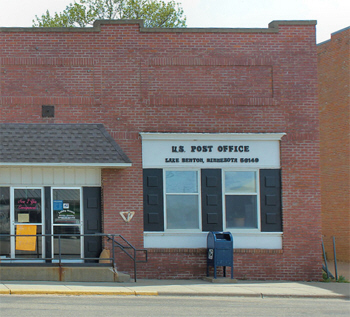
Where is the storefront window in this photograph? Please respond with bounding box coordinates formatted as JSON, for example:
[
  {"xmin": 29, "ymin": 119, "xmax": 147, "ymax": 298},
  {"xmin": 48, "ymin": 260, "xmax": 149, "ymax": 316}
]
[
  {"xmin": 53, "ymin": 189, "xmax": 80, "ymax": 225},
  {"xmin": 165, "ymin": 171, "xmax": 199, "ymax": 229},
  {"xmin": 225, "ymin": 171, "xmax": 258, "ymax": 229},
  {"xmin": 53, "ymin": 226, "xmax": 81, "ymax": 259},
  {"xmin": 52, "ymin": 188, "xmax": 82, "ymax": 260},
  {"xmin": 14, "ymin": 189, "xmax": 42, "ymax": 223}
]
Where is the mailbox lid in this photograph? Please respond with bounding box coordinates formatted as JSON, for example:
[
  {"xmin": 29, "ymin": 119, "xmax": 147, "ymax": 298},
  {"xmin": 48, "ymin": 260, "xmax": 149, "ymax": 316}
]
[{"xmin": 207, "ymin": 231, "xmax": 233, "ymax": 249}]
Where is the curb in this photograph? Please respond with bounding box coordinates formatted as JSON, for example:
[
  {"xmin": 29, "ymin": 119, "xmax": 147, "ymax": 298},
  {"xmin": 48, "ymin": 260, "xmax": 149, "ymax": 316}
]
[
  {"xmin": 1, "ymin": 289, "xmax": 348, "ymax": 299},
  {"xmin": 157, "ymin": 292, "xmax": 261, "ymax": 297},
  {"xmin": 0, "ymin": 289, "xmax": 10, "ymax": 295},
  {"xmin": 156, "ymin": 292, "xmax": 349, "ymax": 299},
  {"xmin": 5, "ymin": 290, "xmax": 158, "ymax": 296}
]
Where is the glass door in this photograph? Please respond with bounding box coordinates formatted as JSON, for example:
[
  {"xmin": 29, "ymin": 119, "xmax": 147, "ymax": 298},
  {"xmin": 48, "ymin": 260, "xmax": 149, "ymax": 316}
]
[
  {"xmin": 11, "ymin": 188, "xmax": 44, "ymax": 260},
  {"xmin": 52, "ymin": 188, "xmax": 83, "ymax": 262},
  {"xmin": 0, "ymin": 188, "xmax": 10, "ymax": 260}
]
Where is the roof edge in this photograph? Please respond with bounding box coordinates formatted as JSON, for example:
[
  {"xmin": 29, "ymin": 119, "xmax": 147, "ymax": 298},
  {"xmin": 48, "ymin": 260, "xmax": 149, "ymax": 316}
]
[
  {"xmin": 268, "ymin": 20, "xmax": 317, "ymax": 28},
  {"xmin": 317, "ymin": 25, "xmax": 350, "ymax": 46},
  {"xmin": 0, "ymin": 19, "xmax": 317, "ymax": 33},
  {"xmin": 96, "ymin": 124, "xmax": 132, "ymax": 164},
  {"xmin": 0, "ymin": 123, "xmax": 132, "ymax": 166},
  {"xmin": 140, "ymin": 132, "xmax": 286, "ymax": 141}
]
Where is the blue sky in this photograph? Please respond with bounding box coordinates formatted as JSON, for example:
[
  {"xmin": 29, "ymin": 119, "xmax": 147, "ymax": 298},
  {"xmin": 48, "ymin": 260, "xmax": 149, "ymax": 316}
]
[{"xmin": 0, "ymin": 0, "xmax": 349, "ymax": 43}]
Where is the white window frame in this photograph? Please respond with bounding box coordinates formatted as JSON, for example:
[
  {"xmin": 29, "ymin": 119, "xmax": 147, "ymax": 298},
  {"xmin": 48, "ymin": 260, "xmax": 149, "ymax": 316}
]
[
  {"xmin": 163, "ymin": 168, "xmax": 202, "ymax": 233},
  {"xmin": 222, "ymin": 168, "xmax": 261, "ymax": 233},
  {"xmin": 10, "ymin": 186, "xmax": 45, "ymax": 261},
  {"xmin": 51, "ymin": 187, "xmax": 84, "ymax": 262}
]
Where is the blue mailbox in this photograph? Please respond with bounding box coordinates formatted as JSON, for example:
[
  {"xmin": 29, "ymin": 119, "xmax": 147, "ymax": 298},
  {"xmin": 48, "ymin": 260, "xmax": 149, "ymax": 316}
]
[{"xmin": 207, "ymin": 231, "xmax": 233, "ymax": 279}]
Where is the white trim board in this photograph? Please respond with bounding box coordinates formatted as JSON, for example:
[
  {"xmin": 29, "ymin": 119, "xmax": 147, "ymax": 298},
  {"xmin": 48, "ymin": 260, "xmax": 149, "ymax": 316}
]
[
  {"xmin": 141, "ymin": 133, "xmax": 284, "ymax": 169},
  {"xmin": 0, "ymin": 167, "xmax": 101, "ymax": 186},
  {"xmin": 140, "ymin": 133, "xmax": 286, "ymax": 141},
  {"xmin": 144, "ymin": 232, "xmax": 283, "ymax": 249}
]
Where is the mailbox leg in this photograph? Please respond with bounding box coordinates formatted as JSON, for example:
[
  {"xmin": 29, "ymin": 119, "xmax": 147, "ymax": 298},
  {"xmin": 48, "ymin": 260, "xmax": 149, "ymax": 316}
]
[
  {"xmin": 223, "ymin": 266, "xmax": 226, "ymax": 277},
  {"xmin": 231, "ymin": 264, "xmax": 233, "ymax": 279},
  {"xmin": 214, "ymin": 264, "xmax": 217, "ymax": 279}
]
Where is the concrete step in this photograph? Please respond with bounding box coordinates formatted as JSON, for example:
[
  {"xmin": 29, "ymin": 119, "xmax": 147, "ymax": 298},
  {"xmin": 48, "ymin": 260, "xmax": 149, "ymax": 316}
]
[{"xmin": 0, "ymin": 266, "xmax": 130, "ymax": 282}]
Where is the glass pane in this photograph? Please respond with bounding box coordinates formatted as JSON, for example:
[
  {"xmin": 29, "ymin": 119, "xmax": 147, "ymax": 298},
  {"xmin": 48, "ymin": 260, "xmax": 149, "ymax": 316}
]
[
  {"xmin": 225, "ymin": 172, "xmax": 256, "ymax": 193},
  {"xmin": 226, "ymin": 195, "xmax": 257, "ymax": 229},
  {"xmin": 53, "ymin": 189, "xmax": 81, "ymax": 224},
  {"xmin": 166, "ymin": 171, "xmax": 198, "ymax": 193},
  {"xmin": 14, "ymin": 189, "xmax": 42, "ymax": 223},
  {"xmin": 54, "ymin": 226, "xmax": 81, "ymax": 259},
  {"xmin": 15, "ymin": 225, "xmax": 42, "ymax": 258},
  {"xmin": 0, "ymin": 187, "xmax": 10, "ymax": 257},
  {"xmin": 166, "ymin": 195, "xmax": 199, "ymax": 229}
]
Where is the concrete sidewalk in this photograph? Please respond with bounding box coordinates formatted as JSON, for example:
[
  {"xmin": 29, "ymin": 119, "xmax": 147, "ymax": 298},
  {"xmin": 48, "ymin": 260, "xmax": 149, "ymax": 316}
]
[{"xmin": 0, "ymin": 279, "xmax": 349, "ymax": 299}]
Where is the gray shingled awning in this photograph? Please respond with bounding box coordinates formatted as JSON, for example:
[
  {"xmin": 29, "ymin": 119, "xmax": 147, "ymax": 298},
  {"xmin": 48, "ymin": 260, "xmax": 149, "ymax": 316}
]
[{"xmin": 0, "ymin": 123, "xmax": 132, "ymax": 167}]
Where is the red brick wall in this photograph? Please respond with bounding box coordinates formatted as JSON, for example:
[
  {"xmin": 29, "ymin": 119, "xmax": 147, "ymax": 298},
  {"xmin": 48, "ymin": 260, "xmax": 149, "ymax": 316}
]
[
  {"xmin": 0, "ymin": 20, "xmax": 321, "ymax": 280},
  {"xmin": 318, "ymin": 27, "xmax": 350, "ymax": 263}
]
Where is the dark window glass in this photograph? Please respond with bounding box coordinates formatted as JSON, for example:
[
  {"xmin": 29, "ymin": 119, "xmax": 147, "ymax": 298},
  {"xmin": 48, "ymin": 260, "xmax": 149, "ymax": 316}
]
[
  {"xmin": 225, "ymin": 195, "xmax": 257, "ymax": 228},
  {"xmin": 166, "ymin": 195, "xmax": 199, "ymax": 229},
  {"xmin": 54, "ymin": 226, "xmax": 81, "ymax": 259},
  {"xmin": 225, "ymin": 171, "xmax": 258, "ymax": 229},
  {"xmin": 165, "ymin": 171, "xmax": 199, "ymax": 230},
  {"xmin": 53, "ymin": 189, "xmax": 80, "ymax": 224},
  {"xmin": 14, "ymin": 189, "xmax": 42, "ymax": 223}
]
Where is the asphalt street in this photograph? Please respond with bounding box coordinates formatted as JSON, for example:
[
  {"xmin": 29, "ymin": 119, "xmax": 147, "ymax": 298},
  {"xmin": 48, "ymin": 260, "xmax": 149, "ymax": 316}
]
[{"xmin": 1, "ymin": 295, "xmax": 349, "ymax": 317}]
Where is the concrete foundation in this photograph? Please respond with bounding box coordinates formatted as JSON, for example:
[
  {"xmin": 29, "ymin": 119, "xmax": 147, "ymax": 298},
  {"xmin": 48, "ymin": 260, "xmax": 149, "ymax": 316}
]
[{"xmin": 0, "ymin": 266, "xmax": 130, "ymax": 282}]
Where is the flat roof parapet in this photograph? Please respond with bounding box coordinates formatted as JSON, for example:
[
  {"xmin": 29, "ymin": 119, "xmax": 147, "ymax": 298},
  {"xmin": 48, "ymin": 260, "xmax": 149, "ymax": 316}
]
[{"xmin": 0, "ymin": 19, "xmax": 317, "ymax": 33}]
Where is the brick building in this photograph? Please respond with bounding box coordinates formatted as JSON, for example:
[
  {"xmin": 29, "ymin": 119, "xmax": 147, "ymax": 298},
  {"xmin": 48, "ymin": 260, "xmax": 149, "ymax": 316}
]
[
  {"xmin": 318, "ymin": 27, "xmax": 350, "ymax": 263},
  {"xmin": 0, "ymin": 20, "xmax": 321, "ymax": 280}
]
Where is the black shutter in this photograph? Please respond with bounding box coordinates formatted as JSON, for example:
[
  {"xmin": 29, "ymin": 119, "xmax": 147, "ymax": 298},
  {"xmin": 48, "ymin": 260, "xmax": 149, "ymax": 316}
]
[
  {"xmin": 260, "ymin": 169, "xmax": 282, "ymax": 232},
  {"xmin": 201, "ymin": 169, "xmax": 223, "ymax": 232},
  {"xmin": 44, "ymin": 187, "xmax": 51, "ymax": 262},
  {"xmin": 0, "ymin": 187, "xmax": 10, "ymax": 256},
  {"xmin": 143, "ymin": 169, "xmax": 164, "ymax": 231},
  {"xmin": 83, "ymin": 187, "xmax": 102, "ymax": 262}
]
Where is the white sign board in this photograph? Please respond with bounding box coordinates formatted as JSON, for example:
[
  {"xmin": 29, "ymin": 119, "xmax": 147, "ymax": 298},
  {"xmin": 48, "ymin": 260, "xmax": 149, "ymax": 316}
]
[{"xmin": 141, "ymin": 133, "xmax": 284, "ymax": 169}]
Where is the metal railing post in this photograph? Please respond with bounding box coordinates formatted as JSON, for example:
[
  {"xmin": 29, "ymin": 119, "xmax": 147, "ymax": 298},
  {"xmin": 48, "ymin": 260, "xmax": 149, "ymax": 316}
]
[
  {"xmin": 134, "ymin": 248, "xmax": 137, "ymax": 282},
  {"xmin": 112, "ymin": 234, "xmax": 115, "ymax": 266},
  {"xmin": 333, "ymin": 236, "xmax": 338, "ymax": 280},
  {"xmin": 58, "ymin": 235, "xmax": 62, "ymax": 266}
]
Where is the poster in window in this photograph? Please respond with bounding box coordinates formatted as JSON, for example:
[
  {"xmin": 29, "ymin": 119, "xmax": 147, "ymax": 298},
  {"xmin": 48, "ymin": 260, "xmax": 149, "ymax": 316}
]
[{"xmin": 16, "ymin": 225, "xmax": 37, "ymax": 251}]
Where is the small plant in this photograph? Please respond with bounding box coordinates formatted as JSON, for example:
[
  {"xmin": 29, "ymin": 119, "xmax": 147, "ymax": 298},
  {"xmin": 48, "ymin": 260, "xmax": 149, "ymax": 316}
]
[
  {"xmin": 322, "ymin": 272, "xmax": 349, "ymax": 283},
  {"xmin": 337, "ymin": 275, "xmax": 349, "ymax": 283},
  {"xmin": 322, "ymin": 272, "xmax": 332, "ymax": 282}
]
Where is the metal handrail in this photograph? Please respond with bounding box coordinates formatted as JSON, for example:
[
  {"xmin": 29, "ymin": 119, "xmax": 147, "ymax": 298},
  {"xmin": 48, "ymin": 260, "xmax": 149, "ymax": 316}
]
[
  {"xmin": 106, "ymin": 234, "xmax": 148, "ymax": 282},
  {"xmin": 0, "ymin": 233, "xmax": 147, "ymax": 282}
]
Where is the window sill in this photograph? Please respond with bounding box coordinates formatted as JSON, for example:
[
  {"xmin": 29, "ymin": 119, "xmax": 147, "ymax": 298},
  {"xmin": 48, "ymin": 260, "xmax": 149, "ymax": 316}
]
[{"xmin": 144, "ymin": 231, "xmax": 282, "ymax": 249}]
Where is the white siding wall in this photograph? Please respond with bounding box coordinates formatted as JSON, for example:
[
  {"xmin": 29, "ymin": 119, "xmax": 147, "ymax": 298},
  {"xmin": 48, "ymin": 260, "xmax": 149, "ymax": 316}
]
[{"xmin": 0, "ymin": 167, "xmax": 101, "ymax": 186}]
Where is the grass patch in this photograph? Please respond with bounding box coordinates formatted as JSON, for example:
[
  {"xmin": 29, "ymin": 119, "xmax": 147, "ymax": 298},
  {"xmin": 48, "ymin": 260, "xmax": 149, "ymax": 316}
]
[{"xmin": 322, "ymin": 272, "xmax": 349, "ymax": 283}]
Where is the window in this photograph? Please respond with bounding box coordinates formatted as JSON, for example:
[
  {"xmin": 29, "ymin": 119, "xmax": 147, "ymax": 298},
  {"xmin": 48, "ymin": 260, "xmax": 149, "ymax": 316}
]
[
  {"xmin": 164, "ymin": 170, "xmax": 260, "ymax": 231},
  {"xmin": 224, "ymin": 171, "xmax": 258, "ymax": 229},
  {"xmin": 165, "ymin": 171, "xmax": 199, "ymax": 230},
  {"xmin": 14, "ymin": 188, "xmax": 42, "ymax": 223}
]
